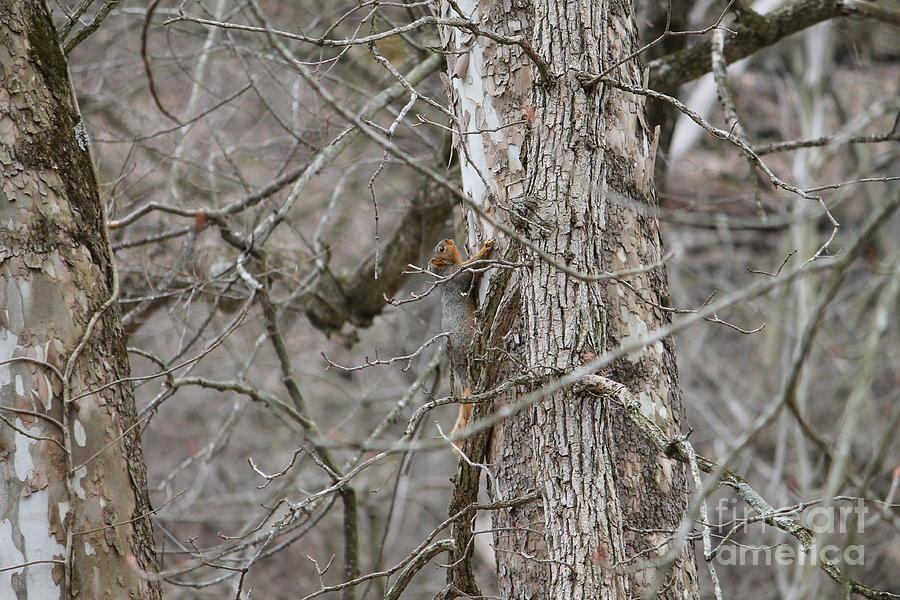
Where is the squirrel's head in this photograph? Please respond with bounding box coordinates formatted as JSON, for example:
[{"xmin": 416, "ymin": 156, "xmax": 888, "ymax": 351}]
[{"xmin": 429, "ymin": 238, "xmax": 460, "ymax": 270}]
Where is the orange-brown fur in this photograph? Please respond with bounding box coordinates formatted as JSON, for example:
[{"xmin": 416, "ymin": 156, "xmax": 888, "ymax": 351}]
[{"xmin": 428, "ymin": 238, "xmax": 494, "ymax": 449}]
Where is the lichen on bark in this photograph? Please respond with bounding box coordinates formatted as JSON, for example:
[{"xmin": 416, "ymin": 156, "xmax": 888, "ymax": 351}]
[{"xmin": 0, "ymin": 2, "xmax": 160, "ymax": 598}]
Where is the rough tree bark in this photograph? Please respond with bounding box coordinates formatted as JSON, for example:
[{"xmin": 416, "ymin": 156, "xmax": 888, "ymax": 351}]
[
  {"xmin": 439, "ymin": 1, "xmax": 699, "ymax": 598},
  {"xmin": 0, "ymin": 1, "xmax": 160, "ymax": 598}
]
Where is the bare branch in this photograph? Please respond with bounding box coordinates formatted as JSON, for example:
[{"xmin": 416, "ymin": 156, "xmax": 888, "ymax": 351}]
[{"xmin": 649, "ymin": 0, "xmax": 898, "ymax": 93}]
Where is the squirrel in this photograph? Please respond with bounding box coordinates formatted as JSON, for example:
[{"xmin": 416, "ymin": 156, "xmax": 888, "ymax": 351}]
[{"xmin": 428, "ymin": 238, "xmax": 495, "ymax": 446}]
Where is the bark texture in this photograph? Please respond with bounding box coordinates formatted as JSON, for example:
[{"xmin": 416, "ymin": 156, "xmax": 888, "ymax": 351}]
[
  {"xmin": 0, "ymin": 2, "xmax": 160, "ymax": 598},
  {"xmin": 439, "ymin": 1, "xmax": 699, "ymax": 598}
]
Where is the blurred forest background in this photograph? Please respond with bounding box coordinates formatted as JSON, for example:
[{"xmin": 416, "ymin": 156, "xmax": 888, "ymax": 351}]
[{"xmin": 43, "ymin": 0, "xmax": 899, "ymax": 597}]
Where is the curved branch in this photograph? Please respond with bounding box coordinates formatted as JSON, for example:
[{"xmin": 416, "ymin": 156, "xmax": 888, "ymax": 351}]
[
  {"xmin": 384, "ymin": 540, "xmax": 455, "ymax": 600},
  {"xmin": 302, "ymin": 184, "xmax": 454, "ymax": 334},
  {"xmin": 649, "ymin": 0, "xmax": 897, "ymax": 94},
  {"xmin": 578, "ymin": 374, "xmax": 895, "ymax": 600}
]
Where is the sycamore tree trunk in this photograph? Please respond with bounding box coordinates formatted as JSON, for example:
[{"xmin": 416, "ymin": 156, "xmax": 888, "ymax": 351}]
[
  {"xmin": 439, "ymin": 1, "xmax": 699, "ymax": 598},
  {"xmin": 0, "ymin": 1, "xmax": 160, "ymax": 598}
]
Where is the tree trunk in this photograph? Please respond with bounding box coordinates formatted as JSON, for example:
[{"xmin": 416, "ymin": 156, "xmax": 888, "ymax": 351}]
[
  {"xmin": 0, "ymin": 2, "xmax": 161, "ymax": 598},
  {"xmin": 439, "ymin": 1, "xmax": 699, "ymax": 598}
]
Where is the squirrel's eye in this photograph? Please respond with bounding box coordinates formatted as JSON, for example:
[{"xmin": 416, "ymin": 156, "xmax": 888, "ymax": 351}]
[{"xmin": 438, "ymin": 245, "xmax": 445, "ymax": 252}]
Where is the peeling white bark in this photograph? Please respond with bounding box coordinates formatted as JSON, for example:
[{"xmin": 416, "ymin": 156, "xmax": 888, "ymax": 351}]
[
  {"xmin": 0, "ymin": 2, "xmax": 160, "ymax": 598},
  {"xmin": 440, "ymin": 1, "xmax": 700, "ymax": 598},
  {"xmin": 19, "ymin": 488, "xmax": 65, "ymax": 597},
  {"xmin": 0, "ymin": 520, "xmax": 26, "ymax": 597}
]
